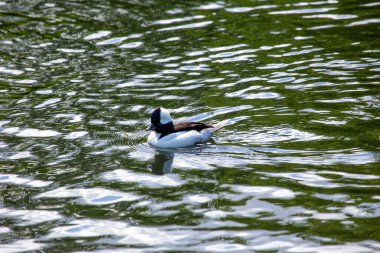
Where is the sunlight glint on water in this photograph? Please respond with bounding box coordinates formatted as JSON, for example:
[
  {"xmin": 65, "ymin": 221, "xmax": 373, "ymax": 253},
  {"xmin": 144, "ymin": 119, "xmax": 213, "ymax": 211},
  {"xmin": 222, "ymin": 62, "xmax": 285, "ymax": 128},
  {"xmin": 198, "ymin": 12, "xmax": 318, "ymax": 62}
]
[{"xmin": 0, "ymin": 0, "xmax": 379, "ymax": 252}]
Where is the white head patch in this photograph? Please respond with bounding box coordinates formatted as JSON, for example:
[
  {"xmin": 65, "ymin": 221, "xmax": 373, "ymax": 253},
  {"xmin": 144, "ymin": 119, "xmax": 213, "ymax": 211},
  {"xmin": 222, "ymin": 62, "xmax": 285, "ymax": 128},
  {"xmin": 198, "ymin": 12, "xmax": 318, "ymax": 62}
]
[{"xmin": 159, "ymin": 108, "xmax": 173, "ymax": 124}]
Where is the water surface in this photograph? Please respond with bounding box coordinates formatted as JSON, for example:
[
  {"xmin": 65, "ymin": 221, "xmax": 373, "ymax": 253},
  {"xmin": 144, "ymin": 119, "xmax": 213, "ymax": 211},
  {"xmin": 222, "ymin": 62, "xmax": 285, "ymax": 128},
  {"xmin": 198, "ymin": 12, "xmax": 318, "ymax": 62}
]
[{"xmin": 0, "ymin": 0, "xmax": 380, "ymax": 252}]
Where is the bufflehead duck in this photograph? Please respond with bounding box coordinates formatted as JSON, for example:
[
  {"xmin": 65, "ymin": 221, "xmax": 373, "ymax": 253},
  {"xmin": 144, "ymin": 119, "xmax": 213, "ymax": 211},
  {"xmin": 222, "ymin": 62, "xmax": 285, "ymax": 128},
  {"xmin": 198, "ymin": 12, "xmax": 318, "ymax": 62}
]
[{"xmin": 147, "ymin": 107, "xmax": 227, "ymax": 148}]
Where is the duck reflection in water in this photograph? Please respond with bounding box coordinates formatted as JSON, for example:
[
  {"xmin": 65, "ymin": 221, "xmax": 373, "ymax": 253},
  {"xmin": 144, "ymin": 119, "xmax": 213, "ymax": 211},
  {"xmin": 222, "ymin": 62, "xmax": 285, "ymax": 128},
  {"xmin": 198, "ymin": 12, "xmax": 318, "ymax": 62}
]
[{"xmin": 149, "ymin": 149, "xmax": 175, "ymax": 175}]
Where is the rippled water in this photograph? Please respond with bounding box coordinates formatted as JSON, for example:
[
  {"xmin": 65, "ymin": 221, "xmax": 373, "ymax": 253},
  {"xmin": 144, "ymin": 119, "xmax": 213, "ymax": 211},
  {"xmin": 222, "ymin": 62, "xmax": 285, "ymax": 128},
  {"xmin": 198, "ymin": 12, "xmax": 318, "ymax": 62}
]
[{"xmin": 1, "ymin": 0, "xmax": 380, "ymax": 252}]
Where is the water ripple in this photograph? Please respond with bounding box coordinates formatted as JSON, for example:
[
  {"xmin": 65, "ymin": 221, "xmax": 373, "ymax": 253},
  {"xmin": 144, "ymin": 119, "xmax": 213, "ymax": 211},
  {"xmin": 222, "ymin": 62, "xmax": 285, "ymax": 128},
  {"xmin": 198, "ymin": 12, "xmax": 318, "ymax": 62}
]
[
  {"xmin": 269, "ymin": 7, "xmax": 336, "ymax": 15},
  {"xmin": 0, "ymin": 174, "xmax": 51, "ymax": 187},
  {"xmin": 0, "ymin": 208, "xmax": 62, "ymax": 226},
  {"xmin": 152, "ymin": 15, "xmax": 205, "ymax": 25},
  {"xmin": 100, "ymin": 169, "xmax": 185, "ymax": 188},
  {"xmin": 84, "ymin": 31, "xmax": 112, "ymax": 41},
  {"xmin": 0, "ymin": 0, "xmax": 379, "ymax": 251},
  {"xmin": 0, "ymin": 239, "xmax": 45, "ymax": 253},
  {"xmin": 157, "ymin": 21, "xmax": 213, "ymax": 31},
  {"xmin": 36, "ymin": 187, "xmax": 142, "ymax": 205}
]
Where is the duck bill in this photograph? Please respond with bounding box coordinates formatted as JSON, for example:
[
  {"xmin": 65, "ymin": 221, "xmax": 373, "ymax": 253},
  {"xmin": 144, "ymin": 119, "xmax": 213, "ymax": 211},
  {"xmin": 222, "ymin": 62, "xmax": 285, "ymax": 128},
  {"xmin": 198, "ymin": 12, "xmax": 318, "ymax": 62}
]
[{"xmin": 146, "ymin": 124, "xmax": 156, "ymax": 131}]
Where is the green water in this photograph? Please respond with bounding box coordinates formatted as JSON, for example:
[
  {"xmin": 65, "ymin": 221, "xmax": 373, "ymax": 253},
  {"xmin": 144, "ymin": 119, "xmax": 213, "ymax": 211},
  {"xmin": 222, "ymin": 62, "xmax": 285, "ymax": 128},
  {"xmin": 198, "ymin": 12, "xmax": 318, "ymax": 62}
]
[{"xmin": 0, "ymin": 0, "xmax": 380, "ymax": 252}]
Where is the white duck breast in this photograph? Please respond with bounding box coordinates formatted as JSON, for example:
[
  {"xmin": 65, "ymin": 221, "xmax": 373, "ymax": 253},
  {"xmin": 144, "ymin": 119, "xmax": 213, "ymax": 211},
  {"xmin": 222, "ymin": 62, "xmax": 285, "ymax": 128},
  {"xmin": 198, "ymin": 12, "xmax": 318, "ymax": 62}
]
[{"xmin": 148, "ymin": 129, "xmax": 214, "ymax": 148}]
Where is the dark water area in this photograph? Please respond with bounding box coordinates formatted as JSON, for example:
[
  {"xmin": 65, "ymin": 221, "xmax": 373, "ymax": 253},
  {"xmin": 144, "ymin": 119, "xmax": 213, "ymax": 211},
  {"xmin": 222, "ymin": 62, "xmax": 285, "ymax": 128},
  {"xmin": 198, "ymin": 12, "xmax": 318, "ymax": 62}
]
[{"xmin": 0, "ymin": 0, "xmax": 380, "ymax": 252}]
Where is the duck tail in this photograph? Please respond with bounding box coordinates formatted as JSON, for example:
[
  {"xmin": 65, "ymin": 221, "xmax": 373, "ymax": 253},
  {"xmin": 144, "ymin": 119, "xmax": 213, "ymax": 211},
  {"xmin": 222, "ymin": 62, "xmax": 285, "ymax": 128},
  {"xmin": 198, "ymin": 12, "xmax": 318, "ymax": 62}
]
[{"xmin": 212, "ymin": 119, "xmax": 230, "ymax": 132}]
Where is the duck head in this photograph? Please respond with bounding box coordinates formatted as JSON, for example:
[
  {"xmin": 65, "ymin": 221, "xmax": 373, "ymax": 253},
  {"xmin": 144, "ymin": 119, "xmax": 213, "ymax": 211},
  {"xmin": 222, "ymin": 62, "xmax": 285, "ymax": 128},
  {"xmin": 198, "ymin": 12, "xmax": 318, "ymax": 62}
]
[{"xmin": 147, "ymin": 107, "xmax": 174, "ymax": 133}]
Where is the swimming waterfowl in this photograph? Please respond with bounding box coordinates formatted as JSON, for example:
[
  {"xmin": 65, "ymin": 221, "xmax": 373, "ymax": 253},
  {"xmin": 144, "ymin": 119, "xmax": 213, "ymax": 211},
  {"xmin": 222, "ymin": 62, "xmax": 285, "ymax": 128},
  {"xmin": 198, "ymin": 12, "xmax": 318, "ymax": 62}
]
[{"xmin": 147, "ymin": 107, "xmax": 227, "ymax": 148}]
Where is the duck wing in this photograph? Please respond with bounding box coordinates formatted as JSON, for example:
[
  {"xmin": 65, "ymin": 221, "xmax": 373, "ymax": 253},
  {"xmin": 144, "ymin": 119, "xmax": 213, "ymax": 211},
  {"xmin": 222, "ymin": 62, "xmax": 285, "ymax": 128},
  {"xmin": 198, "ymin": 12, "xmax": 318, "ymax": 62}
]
[{"xmin": 173, "ymin": 122, "xmax": 213, "ymax": 133}]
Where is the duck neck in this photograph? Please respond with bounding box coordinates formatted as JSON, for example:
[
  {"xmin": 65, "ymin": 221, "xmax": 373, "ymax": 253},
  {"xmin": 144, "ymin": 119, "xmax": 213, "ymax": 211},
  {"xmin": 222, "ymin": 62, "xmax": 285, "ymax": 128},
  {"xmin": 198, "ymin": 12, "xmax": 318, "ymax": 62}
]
[{"xmin": 156, "ymin": 122, "xmax": 174, "ymax": 135}]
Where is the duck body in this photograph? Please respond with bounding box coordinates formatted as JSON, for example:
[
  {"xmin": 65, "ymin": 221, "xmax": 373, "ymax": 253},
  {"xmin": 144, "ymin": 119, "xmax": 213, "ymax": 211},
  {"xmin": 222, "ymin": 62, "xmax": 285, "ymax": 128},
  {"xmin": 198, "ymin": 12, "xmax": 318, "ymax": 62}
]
[
  {"xmin": 146, "ymin": 108, "xmax": 226, "ymax": 148},
  {"xmin": 148, "ymin": 123, "xmax": 214, "ymax": 148}
]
